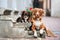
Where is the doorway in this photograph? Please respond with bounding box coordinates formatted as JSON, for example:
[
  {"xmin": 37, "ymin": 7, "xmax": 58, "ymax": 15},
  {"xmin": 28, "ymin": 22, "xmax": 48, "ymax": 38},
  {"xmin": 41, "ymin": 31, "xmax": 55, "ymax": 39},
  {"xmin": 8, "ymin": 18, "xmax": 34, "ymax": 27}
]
[
  {"xmin": 39, "ymin": 1, "xmax": 43, "ymax": 9},
  {"xmin": 33, "ymin": 0, "xmax": 43, "ymax": 9}
]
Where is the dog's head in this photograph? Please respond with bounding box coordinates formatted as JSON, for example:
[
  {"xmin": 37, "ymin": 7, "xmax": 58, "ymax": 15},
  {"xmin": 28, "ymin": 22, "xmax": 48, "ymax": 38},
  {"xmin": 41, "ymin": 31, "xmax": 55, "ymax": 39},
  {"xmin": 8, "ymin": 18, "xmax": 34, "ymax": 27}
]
[
  {"xmin": 21, "ymin": 11, "xmax": 32, "ymax": 22},
  {"xmin": 31, "ymin": 8, "xmax": 44, "ymax": 20},
  {"xmin": 21, "ymin": 11, "xmax": 29, "ymax": 20}
]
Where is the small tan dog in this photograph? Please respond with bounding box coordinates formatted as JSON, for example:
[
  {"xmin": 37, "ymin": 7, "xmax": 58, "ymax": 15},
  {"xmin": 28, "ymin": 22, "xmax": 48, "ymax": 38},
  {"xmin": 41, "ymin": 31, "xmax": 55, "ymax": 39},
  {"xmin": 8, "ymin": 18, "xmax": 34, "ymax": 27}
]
[{"xmin": 31, "ymin": 8, "xmax": 55, "ymax": 37}]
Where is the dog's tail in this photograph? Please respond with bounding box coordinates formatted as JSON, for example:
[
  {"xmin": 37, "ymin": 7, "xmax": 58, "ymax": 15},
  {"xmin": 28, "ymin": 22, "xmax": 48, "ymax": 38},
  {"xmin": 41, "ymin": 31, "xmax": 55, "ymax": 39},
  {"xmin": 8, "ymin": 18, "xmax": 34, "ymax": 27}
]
[{"xmin": 46, "ymin": 29, "xmax": 56, "ymax": 37}]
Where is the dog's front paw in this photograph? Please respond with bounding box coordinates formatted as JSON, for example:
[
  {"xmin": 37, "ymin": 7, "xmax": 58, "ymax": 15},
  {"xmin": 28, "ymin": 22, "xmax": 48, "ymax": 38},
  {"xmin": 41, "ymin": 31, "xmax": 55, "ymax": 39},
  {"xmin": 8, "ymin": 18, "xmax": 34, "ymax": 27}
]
[
  {"xmin": 34, "ymin": 36, "xmax": 37, "ymax": 38},
  {"xmin": 34, "ymin": 30, "xmax": 37, "ymax": 38},
  {"xmin": 34, "ymin": 33, "xmax": 37, "ymax": 38},
  {"xmin": 40, "ymin": 29, "xmax": 44, "ymax": 34}
]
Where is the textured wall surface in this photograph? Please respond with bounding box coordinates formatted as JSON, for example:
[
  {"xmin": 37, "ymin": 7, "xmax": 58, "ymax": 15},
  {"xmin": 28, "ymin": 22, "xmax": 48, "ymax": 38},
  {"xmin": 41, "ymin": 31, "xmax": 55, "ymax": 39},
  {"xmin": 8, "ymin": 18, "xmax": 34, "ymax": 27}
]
[{"xmin": 51, "ymin": 0, "xmax": 60, "ymax": 17}]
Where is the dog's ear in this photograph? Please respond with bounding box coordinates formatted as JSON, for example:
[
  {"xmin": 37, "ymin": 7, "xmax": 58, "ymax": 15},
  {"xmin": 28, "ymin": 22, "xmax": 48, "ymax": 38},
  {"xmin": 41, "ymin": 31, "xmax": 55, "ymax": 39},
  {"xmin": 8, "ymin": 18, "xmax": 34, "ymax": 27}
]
[
  {"xmin": 39, "ymin": 9, "xmax": 44, "ymax": 16},
  {"xmin": 31, "ymin": 8, "xmax": 36, "ymax": 15}
]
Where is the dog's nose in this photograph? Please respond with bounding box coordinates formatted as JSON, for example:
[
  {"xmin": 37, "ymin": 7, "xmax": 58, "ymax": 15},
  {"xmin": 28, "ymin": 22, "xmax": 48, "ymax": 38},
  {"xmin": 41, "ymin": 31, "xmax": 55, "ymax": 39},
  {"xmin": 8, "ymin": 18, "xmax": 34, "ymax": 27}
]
[
  {"xmin": 36, "ymin": 12, "xmax": 39, "ymax": 15},
  {"xmin": 36, "ymin": 14, "xmax": 39, "ymax": 17},
  {"xmin": 36, "ymin": 14, "xmax": 39, "ymax": 16}
]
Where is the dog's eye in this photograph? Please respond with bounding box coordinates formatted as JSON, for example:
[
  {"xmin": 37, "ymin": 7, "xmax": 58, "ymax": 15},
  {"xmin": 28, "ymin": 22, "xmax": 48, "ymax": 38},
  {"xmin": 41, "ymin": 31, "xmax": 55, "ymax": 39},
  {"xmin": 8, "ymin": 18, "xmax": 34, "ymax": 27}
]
[
  {"xmin": 33, "ymin": 10, "xmax": 37, "ymax": 13},
  {"xmin": 39, "ymin": 18, "xmax": 42, "ymax": 20},
  {"xmin": 39, "ymin": 11, "xmax": 42, "ymax": 16},
  {"xmin": 33, "ymin": 13, "xmax": 35, "ymax": 15}
]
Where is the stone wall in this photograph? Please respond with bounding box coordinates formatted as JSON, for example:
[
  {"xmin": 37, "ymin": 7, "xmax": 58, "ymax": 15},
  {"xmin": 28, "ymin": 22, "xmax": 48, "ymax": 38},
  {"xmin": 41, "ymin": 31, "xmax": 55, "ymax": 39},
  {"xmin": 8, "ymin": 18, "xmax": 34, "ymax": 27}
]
[
  {"xmin": 0, "ymin": 8, "xmax": 21, "ymax": 22},
  {"xmin": 0, "ymin": 19, "xmax": 13, "ymax": 37}
]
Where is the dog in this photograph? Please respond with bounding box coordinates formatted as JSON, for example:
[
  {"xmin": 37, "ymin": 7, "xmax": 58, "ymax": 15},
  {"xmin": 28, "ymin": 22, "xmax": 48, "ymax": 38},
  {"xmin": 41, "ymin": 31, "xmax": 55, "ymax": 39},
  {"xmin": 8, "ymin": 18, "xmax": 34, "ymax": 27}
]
[
  {"xmin": 31, "ymin": 8, "xmax": 55, "ymax": 38},
  {"xmin": 16, "ymin": 11, "xmax": 31, "ymax": 23}
]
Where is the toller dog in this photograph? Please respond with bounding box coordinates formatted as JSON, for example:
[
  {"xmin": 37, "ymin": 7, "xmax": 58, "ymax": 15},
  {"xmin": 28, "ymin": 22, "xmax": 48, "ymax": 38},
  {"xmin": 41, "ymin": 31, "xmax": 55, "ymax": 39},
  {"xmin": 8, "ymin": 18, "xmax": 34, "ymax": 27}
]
[{"xmin": 31, "ymin": 8, "xmax": 55, "ymax": 38}]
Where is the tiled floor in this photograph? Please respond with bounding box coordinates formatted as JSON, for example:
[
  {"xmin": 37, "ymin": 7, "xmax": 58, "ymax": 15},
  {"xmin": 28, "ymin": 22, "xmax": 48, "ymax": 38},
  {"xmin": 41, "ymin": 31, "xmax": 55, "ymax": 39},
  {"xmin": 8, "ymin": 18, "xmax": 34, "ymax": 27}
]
[
  {"xmin": 0, "ymin": 35, "xmax": 60, "ymax": 40},
  {"xmin": 43, "ymin": 17, "xmax": 60, "ymax": 32}
]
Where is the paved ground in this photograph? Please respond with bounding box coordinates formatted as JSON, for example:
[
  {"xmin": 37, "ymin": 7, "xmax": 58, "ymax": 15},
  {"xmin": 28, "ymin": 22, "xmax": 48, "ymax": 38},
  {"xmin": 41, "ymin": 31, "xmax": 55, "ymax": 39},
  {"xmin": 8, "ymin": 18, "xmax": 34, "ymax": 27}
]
[
  {"xmin": 0, "ymin": 17, "xmax": 60, "ymax": 40},
  {"xmin": 0, "ymin": 35, "xmax": 60, "ymax": 40}
]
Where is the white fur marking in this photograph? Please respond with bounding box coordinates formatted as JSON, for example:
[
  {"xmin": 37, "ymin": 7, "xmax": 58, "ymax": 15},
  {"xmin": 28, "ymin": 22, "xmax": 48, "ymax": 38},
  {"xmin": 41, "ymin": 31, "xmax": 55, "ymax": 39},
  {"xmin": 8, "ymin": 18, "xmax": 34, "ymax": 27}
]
[
  {"xmin": 34, "ymin": 30, "xmax": 37, "ymax": 37},
  {"xmin": 34, "ymin": 21, "xmax": 42, "ymax": 27},
  {"xmin": 36, "ymin": 12, "xmax": 39, "ymax": 15},
  {"xmin": 40, "ymin": 29, "xmax": 44, "ymax": 34}
]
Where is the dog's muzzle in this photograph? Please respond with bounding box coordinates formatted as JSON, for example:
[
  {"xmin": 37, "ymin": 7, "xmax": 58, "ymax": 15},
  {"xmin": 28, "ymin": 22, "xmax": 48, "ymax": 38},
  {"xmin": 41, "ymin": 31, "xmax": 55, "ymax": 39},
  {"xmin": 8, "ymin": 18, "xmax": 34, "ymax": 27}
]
[{"xmin": 24, "ymin": 16, "xmax": 28, "ymax": 22}]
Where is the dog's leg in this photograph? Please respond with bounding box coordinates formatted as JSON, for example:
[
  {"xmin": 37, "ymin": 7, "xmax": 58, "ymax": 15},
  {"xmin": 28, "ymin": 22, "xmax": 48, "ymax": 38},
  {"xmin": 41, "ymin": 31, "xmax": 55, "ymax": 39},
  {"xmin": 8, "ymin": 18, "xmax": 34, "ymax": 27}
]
[
  {"xmin": 34, "ymin": 30, "xmax": 37, "ymax": 37},
  {"xmin": 39, "ymin": 24, "xmax": 45, "ymax": 34},
  {"xmin": 32, "ymin": 25, "xmax": 37, "ymax": 37}
]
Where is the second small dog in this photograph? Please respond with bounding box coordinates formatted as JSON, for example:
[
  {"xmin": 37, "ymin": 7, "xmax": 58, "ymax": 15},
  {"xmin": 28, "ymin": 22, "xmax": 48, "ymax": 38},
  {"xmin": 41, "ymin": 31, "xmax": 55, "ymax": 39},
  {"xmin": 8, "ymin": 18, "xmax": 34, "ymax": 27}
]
[{"xmin": 16, "ymin": 11, "xmax": 31, "ymax": 23}]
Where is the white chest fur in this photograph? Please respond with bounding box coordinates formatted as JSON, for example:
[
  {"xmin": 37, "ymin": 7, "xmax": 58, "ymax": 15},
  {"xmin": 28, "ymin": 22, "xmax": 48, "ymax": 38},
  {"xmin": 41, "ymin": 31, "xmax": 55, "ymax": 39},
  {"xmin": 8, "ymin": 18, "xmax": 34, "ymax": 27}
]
[{"xmin": 33, "ymin": 20, "xmax": 42, "ymax": 29}]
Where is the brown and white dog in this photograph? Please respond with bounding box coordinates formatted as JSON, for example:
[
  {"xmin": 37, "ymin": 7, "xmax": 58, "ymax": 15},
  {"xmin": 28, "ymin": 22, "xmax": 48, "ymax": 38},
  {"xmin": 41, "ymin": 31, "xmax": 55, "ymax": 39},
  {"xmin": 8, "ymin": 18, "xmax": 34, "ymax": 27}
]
[{"xmin": 31, "ymin": 8, "xmax": 55, "ymax": 37}]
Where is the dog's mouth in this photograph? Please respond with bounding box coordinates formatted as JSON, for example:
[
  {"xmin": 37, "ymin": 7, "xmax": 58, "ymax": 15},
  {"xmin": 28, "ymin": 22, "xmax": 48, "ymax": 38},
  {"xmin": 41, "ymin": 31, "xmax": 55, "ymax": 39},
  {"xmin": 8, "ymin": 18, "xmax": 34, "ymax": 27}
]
[
  {"xmin": 36, "ymin": 18, "xmax": 40, "ymax": 21},
  {"xmin": 24, "ymin": 16, "xmax": 28, "ymax": 20},
  {"xmin": 33, "ymin": 16, "xmax": 41, "ymax": 21}
]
